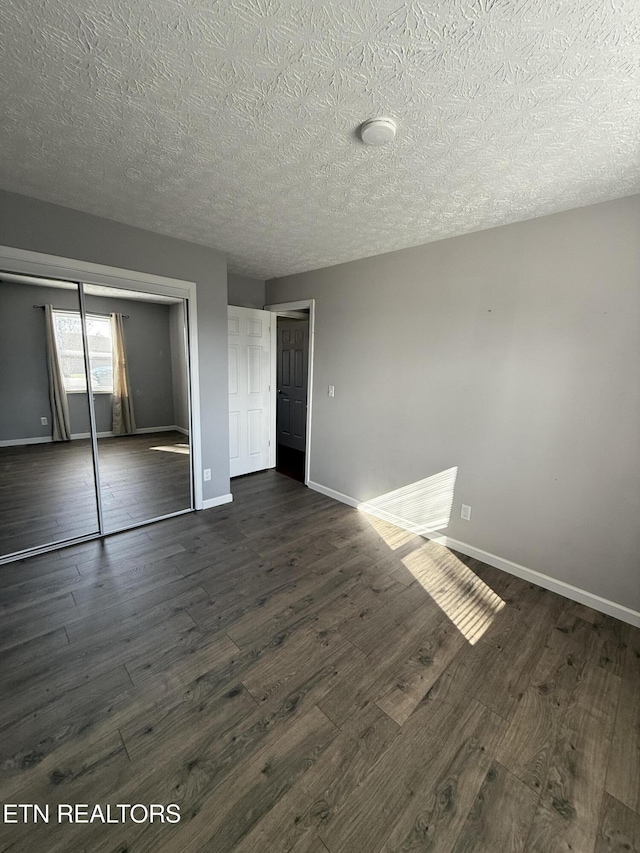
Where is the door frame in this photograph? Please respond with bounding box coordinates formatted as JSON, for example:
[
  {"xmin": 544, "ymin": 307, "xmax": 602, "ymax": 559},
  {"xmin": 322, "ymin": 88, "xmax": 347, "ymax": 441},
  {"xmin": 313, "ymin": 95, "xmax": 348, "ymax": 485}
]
[
  {"xmin": 264, "ymin": 299, "xmax": 315, "ymax": 486},
  {"xmin": 0, "ymin": 244, "xmax": 203, "ymax": 510}
]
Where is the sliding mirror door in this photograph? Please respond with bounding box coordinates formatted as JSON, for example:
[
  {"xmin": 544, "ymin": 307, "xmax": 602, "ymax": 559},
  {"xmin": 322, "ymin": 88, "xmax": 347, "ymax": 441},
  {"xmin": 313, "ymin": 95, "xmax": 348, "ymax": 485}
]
[
  {"xmin": 0, "ymin": 274, "xmax": 100, "ymax": 557},
  {"xmin": 82, "ymin": 284, "xmax": 192, "ymax": 532}
]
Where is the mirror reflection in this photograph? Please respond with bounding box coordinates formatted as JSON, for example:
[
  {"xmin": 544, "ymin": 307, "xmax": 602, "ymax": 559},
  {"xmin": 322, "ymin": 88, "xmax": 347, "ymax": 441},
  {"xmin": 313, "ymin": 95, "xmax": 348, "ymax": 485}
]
[
  {"xmin": 0, "ymin": 274, "xmax": 100, "ymax": 556},
  {"xmin": 82, "ymin": 284, "xmax": 192, "ymax": 532}
]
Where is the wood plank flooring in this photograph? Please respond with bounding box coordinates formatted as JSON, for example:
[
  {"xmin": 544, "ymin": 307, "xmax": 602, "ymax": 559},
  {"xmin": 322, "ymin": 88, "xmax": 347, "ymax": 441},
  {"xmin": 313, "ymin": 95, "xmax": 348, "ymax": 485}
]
[
  {"xmin": 0, "ymin": 470, "xmax": 638, "ymax": 853},
  {"xmin": 0, "ymin": 431, "xmax": 191, "ymax": 555}
]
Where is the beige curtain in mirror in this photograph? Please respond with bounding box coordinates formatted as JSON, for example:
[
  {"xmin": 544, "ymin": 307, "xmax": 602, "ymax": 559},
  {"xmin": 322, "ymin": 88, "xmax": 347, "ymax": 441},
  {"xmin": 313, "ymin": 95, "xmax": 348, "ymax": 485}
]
[
  {"xmin": 44, "ymin": 304, "xmax": 71, "ymax": 441},
  {"xmin": 110, "ymin": 312, "xmax": 136, "ymax": 435}
]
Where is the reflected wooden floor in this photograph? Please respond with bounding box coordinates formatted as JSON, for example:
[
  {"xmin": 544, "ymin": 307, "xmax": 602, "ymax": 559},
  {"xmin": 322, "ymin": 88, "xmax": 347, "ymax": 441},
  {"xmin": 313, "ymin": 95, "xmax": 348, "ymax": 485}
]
[
  {"xmin": 98, "ymin": 431, "xmax": 191, "ymax": 532},
  {"xmin": 0, "ymin": 470, "xmax": 638, "ymax": 853},
  {"xmin": 0, "ymin": 431, "xmax": 191, "ymax": 555}
]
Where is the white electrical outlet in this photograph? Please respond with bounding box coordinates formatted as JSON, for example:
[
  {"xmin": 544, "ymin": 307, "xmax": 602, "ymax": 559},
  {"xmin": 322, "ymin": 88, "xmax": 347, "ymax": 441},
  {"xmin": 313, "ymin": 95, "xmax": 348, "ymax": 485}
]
[
  {"xmin": 203, "ymin": 468, "xmax": 211, "ymax": 481},
  {"xmin": 328, "ymin": 385, "xmax": 335, "ymax": 397},
  {"xmin": 40, "ymin": 417, "xmax": 48, "ymax": 425},
  {"xmin": 460, "ymin": 504, "xmax": 471, "ymax": 521}
]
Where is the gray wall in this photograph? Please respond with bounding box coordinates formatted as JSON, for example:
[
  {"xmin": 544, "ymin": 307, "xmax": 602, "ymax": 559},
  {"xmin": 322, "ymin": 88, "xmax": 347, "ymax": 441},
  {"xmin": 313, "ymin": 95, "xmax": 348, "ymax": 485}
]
[
  {"xmin": 228, "ymin": 272, "xmax": 266, "ymax": 308},
  {"xmin": 0, "ymin": 189, "xmax": 229, "ymax": 500},
  {"xmin": 169, "ymin": 301, "xmax": 190, "ymax": 432},
  {"xmin": 0, "ymin": 279, "xmax": 79, "ymax": 441},
  {"xmin": 266, "ymin": 194, "xmax": 640, "ymax": 612}
]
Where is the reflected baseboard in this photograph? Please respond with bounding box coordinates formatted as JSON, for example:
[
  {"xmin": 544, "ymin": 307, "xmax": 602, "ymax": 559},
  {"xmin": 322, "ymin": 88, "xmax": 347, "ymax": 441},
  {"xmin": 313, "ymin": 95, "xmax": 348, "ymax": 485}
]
[
  {"xmin": 135, "ymin": 425, "xmax": 189, "ymax": 436},
  {"xmin": 74, "ymin": 425, "xmax": 188, "ymax": 440},
  {"xmin": 0, "ymin": 425, "xmax": 190, "ymax": 447},
  {"xmin": 0, "ymin": 436, "xmax": 52, "ymax": 447}
]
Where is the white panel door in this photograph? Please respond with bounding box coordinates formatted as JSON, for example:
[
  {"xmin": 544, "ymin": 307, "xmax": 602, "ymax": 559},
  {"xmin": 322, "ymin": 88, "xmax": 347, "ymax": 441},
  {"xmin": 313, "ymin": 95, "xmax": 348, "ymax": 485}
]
[{"xmin": 228, "ymin": 306, "xmax": 272, "ymax": 477}]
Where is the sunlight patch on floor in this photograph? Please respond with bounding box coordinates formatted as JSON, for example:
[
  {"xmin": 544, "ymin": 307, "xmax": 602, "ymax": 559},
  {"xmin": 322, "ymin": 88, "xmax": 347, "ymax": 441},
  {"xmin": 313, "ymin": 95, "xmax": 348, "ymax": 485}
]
[
  {"xmin": 150, "ymin": 444, "xmax": 190, "ymax": 455},
  {"xmin": 362, "ymin": 515, "xmax": 418, "ymax": 550},
  {"xmin": 358, "ymin": 467, "xmax": 458, "ymax": 539},
  {"xmin": 402, "ymin": 547, "xmax": 505, "ymax": 644},
  {"xmin": 357, "ymin": 468, "xmax": 503, "ymax": 643}
]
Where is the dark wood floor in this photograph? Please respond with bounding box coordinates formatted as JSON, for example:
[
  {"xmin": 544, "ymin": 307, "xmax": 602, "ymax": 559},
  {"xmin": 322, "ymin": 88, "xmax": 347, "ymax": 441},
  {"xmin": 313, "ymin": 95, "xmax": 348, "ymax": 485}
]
[
  {"xmin": 0, "ymin": 431, "xmax": 191, "ymax": 556},
  {"xmin": 0, "ymin": 470, "xmax": 638, "ymax": 853}
]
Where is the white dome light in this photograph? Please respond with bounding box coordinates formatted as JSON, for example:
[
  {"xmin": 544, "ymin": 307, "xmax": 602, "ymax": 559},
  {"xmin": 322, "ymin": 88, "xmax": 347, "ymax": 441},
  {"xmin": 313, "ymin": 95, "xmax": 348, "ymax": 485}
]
[{"xmin": 360, "ymin": 117, "xmax": 397, "ymax": 146}]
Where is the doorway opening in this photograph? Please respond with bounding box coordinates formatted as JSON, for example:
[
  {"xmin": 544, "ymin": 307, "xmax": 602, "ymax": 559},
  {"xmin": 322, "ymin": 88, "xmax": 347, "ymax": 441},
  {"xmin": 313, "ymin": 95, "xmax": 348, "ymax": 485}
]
[
  {"xmin": 265, "ymin": 300, "xmax": 315, "ymax": 487},
  {"xmin": 275, "ymin": 314, "xmax": 309, "ymax": 482}
]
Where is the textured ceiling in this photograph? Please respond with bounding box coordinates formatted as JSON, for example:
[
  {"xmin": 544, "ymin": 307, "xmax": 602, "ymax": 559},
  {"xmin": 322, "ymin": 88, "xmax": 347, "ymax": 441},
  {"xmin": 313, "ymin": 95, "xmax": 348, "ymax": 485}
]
[{"xmin": 0, "ymin": 0, "xmax": 639, "ymax": 279}]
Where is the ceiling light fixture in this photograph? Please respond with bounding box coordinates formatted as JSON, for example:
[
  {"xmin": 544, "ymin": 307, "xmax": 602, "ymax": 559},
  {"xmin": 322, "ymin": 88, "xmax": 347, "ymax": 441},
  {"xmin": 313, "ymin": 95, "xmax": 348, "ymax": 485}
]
[{"xmin": 359, "ymin": 117, "xmax": 397, "ymax": 146}]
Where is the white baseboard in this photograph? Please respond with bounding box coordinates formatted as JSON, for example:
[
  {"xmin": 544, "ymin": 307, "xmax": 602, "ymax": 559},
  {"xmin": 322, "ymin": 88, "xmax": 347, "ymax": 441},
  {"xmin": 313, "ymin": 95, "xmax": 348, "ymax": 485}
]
[
  {"xmin": 135, "ymin": 425, "xmax": 185, "ymax": 435},
  {"xmin": 308, "ymin": 480, "xmax": 640, "ymax": 629},
  {"xmin": 201, "ymin": 493, "xmax": 233, "ymax": 510},
  {"xmin": 433, "ymin": 534, "xmax": 640, "ymax": 628},
  {"xmin": 0, "ymin": 436, "xmax": 52, "ymax": 447},
  {"xmin": 0, "ymin": 432, "xmax": 111, "ymax": 444},
  {"xmin": 309, "ymin": 480, "xmax": 360, "ymax": 508},
  {"xmin": 70, "ymin": 431, "xmax": 113, "ymax": 440},
  {"xmin": 1, "ymin": 425, "xmax": 188, "ymax": 447}
]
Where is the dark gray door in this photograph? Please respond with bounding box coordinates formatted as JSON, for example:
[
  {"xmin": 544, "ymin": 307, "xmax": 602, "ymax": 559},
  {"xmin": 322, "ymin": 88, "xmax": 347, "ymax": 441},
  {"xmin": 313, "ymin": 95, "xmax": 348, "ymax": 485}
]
[{"xmin": 277, "ymin": 319, "xmax": 308, "ymax": 452}]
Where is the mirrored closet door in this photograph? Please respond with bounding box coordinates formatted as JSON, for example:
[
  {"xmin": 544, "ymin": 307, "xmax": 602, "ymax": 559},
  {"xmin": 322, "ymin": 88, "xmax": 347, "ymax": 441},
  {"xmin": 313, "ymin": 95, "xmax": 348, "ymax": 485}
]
[
  {"xmin": 83, "ymin": 283, "xmax": 192, "ymax": 533},
  {"xmin": 0, "ymin": 273, "xmax": 100, "ymax": 556},
  {"xmin": 0, "ymin": 271, "xmax": 194, "ymax": 563}
]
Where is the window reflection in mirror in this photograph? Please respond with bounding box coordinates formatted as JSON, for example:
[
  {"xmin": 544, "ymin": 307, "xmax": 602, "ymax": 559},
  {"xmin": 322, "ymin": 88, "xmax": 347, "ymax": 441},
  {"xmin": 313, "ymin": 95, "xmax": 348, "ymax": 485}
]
[{"xmin": 53, "ymin": 311, "xmax": 114, "ymax": 393}]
